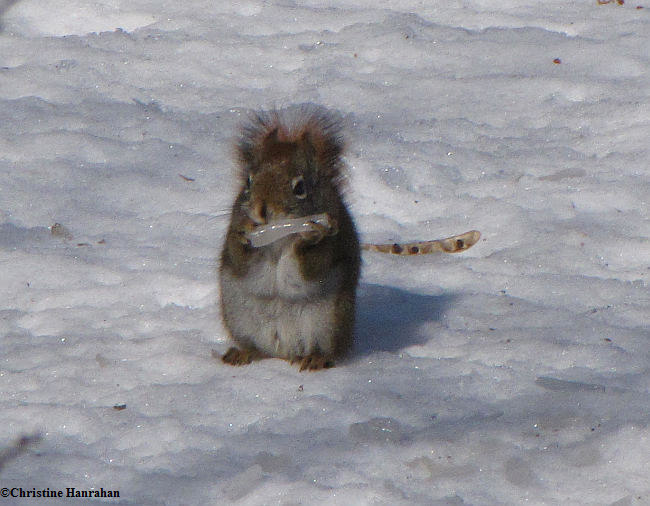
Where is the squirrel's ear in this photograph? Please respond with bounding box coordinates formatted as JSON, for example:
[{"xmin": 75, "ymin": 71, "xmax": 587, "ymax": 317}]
[
  {"xmin": 237, "ymin": 113, "xmax": 277, "ymax": 168},
  {"xmin": 298, "ymin": 129, "xmax": 316, "ymax": 159},
  {"xmin": 261, "ymin": 127, "xmax": 280, "ymax": 155},
  {"xmin": 299, "ymin": 120, "xmax": 343, "ymax": 174},
  {"xmin": 237, "ymin": 136, "xmax": 255, "ymax": 168}
]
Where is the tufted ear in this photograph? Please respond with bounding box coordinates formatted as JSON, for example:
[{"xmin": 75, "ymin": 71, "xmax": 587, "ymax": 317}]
[
  {"xmin": 261, "ymin": 127, "xmax": 280, "ymax": 156},
  {"xmin": 297, "ymin": 114, "xmax": 344, "ymax": 179},
  {"xmin": 236, "ymin": 132, "xmax": 256, "ymax": 169},
  {"xmin": 236, "ymin": 112, "xmax": 278, "ymax": 169}
]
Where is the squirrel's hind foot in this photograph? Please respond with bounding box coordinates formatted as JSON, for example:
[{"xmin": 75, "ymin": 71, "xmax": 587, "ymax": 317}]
[
  {"xmin": 222, "ymin": 347, "xmax": 267, "ymax": 366},
  {"xmin": 292, "ymin": 355, "xmax": 335, "ymax": 371}
]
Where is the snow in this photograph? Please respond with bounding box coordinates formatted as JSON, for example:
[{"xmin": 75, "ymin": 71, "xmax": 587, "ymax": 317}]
[{"xmin": 1, "ymin": 0, "xmax": 648, "ymax": 504}]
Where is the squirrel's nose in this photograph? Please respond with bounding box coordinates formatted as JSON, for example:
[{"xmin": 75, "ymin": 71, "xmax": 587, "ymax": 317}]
[{"xmin": 250, "ymin": 201, "xmax": 268, "ymax": 224}]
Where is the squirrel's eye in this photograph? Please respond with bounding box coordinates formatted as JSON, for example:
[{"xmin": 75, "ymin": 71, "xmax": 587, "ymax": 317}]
[
  {"xmin": 291, "ymin": 176, "xmax": 307, "ymax": 199},
  {"xmin": 245, "ymin": 174, "xmax": 253, "ymax": 190}
]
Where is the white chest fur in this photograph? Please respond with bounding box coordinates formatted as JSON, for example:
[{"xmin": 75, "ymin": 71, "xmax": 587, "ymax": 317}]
[
  {"xmin": 220, "ymin": 239, "xmax": 342, "ymax": 358},
  {"xmin": 240, "ymin": 239, "xmax": 337, "ymax": 299}
]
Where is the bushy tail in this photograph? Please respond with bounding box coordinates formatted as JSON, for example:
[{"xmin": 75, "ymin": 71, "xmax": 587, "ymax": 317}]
[{"xmin": 362, "ymin": 230, "xmax": 481, "ymax": 255}]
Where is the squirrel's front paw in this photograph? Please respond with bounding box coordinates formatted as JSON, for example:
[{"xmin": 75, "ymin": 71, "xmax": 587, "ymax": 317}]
[
  {"xmin": 234, "ymin": 230, "xmax": 252, "ymax": 246},
  {"xmin": 325, "ymin": 217, "xmax": 338, "ymax": 236},
  {"xmin": 299, "ymin": 222, "xmax": 331, "ymax": 244}
]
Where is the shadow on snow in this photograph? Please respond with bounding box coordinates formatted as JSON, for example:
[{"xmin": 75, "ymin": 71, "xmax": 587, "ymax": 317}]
[{"xmin": 354, "ymin": 282, "xmax": 458, "ymax": 355}]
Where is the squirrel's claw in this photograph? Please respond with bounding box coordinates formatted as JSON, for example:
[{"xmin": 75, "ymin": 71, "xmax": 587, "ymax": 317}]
[{"xmin": 292, "ymin": 355, "xmax": 335, "ymax": 371}]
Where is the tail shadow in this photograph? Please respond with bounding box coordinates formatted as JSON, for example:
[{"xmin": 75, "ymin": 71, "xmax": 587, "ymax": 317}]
[{"xmin": 354, "ymin": 283, "xmax": 458, "ymax": 355}]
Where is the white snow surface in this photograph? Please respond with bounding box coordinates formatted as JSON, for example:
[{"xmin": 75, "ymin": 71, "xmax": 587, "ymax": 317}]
[{"xmin": 1, "ymin": 1, "xmax": 649, "ymax": 504}]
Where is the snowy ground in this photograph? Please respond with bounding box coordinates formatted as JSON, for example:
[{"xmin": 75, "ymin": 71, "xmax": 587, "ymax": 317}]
[{"xmin": 1, "ymin": 1, "xmax": 649, "ymax": 505}]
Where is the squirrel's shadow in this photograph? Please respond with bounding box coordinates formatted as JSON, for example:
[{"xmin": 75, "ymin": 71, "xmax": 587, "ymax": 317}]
[{"xmin": 354, "ymin": 283, "xmax": 457, "ymax": 355}]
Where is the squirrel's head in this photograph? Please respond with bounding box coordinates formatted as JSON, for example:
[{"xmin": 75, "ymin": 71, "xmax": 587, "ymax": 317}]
[{"xmin": 235, "ymin": 106, "xmax": 346, "ymax": 225}]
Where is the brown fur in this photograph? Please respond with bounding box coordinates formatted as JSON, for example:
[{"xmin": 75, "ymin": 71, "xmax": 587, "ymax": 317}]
[{"xmin": 219, "ymin": 106, "xmax": 360, "ymax": 371}]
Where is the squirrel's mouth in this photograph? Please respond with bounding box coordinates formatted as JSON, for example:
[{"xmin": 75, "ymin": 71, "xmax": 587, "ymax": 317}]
[{"xmin": 245, "ymin": 203, "xmax": 299, "ymax": 225}]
